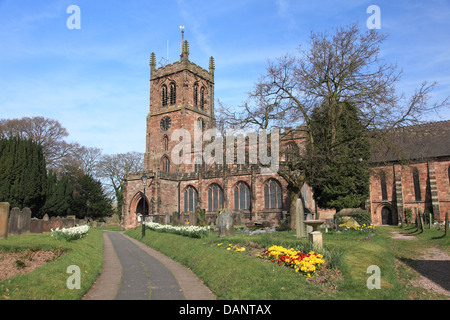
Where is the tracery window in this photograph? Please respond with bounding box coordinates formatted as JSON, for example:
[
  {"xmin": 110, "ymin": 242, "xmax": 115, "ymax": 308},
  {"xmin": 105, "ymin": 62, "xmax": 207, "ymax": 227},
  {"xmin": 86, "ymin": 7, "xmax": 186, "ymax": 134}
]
[
  {"xmin": 234, "ymin": 182, "xmax": 250, "ymax": 211},
  {"xmin": 264, "ymin": 179, "xmax": 282, "ymax": 209},
  {"xmin": 170, "ymin": 82, "xmax": 176, "ymax": 105},
  {"xmin": 184, "ymin": 185, "xmax": 198, "ymax": 213},
  {"xmin": 208, "ymin": 184, "xmax": 223, "ymax": 212},
  {"xmin": 161, "ymin": 155, "xmax": 170, "ymax": 172},
  {"xmin": 193, "ymin": 83, "xmax": 198, "ymax": 107},
  {"xmin": 161, "ymin": 84, "xmax": 168, "ymax": 106}
]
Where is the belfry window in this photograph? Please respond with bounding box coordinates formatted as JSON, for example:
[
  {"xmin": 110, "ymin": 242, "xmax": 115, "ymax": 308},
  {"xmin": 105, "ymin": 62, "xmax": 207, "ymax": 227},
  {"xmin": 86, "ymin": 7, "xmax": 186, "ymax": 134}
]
[
  {"xmin": 170, "ymin": 82, "xmax": 176, "ymax": 105},
  {"xmin": 200, "ymin": 86, "xmax": 205, "ymax": 109},
  {"xmin": 161, "ymin": 85, "xmax": 168, "ymax": 106},
  {"xmin": 193, "ymin": 83, "xmax": 198, "ymax": 107}
]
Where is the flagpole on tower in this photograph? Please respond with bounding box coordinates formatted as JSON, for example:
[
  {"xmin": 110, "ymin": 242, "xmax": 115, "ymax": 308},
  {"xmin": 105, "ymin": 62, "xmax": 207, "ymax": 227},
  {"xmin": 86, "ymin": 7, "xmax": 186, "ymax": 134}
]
[{"xmin": 180, "ymin": 25, "xmax": 185, "ymax": 60}]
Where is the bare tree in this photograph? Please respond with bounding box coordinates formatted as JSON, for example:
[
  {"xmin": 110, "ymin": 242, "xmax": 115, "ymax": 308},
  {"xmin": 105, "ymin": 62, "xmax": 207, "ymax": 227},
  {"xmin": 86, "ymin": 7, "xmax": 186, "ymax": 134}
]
[
  {"xmin": 96, "ymin": 152, "xmax": 144, "ymax": 211},
  {"xmin": 217, "ymin": 24, "xmax": 448, "ymax": 228},
  {"xmin": 0, "ymin": 116, "xmax": 74, "ymax": 169}
]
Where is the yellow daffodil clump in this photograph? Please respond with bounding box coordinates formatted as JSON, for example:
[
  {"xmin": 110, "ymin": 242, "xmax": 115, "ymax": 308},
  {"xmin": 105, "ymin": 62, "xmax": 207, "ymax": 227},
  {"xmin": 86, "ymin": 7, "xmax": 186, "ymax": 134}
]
[
  {"xmin": 258, "ymin": 245, "xmax": 325, "ymax": 277},
  {"xmin": 218, "ymin": 243, "xmax": 246, "ymax": 252}
]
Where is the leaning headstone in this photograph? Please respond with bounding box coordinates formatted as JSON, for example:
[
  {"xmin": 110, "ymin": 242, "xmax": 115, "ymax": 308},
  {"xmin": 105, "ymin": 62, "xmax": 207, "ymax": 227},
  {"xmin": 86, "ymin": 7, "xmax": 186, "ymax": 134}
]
[
  {"xmin": 0, "ymin": 202, "xmax": 10, "ymax": 239},
  {"xmin": 295, "ymin": 199, "xmax": 305, "ymax": 238},
  {"xmin": 218, "ymin": 208, "xmax": 234, "ymax": 237}
]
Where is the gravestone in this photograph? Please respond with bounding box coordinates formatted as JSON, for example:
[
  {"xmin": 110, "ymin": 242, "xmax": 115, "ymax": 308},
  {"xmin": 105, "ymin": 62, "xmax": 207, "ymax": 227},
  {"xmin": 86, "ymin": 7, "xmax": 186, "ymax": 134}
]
[
  {"xmin": 30, "ymin": 218, "xmax": 43, "ymax": 233},
  {"xmin": 218, "ymin": 208, "xmax": 234, "ymax": 237},
  {"xmin": 189, "ymin": 211, "xmax": 198, "ymax": 226},
  {"xmin": 172, "ymin": 211, "xmax": 180, "ymax": 226},
  {"xmin": 43, "ymin": 214, "xmax": 49, "ymax": 221},
  {"xmin": 165, "ymin": 212, "xmax": 170, "ymax": 225},
  {"xmin": 0, "ymin": 202, "xmax": 10, "ymax": 239},
  {"xmin": 234, "ymin": 211, "xmax": 244, "ymax": 226},
  {"xmin": 8, "ymin": 207, "xmax": 31, "ymax": 235},
  {"xmin": 295, "ymin": 199, "xmax": 305, "ymax": 238}
]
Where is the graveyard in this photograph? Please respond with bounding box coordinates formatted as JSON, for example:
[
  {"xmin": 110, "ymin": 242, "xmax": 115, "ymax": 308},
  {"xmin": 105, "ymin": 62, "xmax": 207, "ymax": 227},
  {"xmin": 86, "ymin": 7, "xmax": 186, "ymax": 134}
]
[{"xmin": 1, "ymin": 201, "xmax": 449, "ymax": 300}]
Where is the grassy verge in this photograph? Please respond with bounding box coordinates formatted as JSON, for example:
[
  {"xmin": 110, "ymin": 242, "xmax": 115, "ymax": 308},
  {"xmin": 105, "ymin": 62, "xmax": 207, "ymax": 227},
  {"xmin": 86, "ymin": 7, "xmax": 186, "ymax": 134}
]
[
  {"xmin": 125, "ymin": 226, "xmax": 417, "ymax": 300},
  {"xmin": 380, "ymin": 225, "xmax": 450, "ymax": 299},
  {"xmin": 0, "ymin": 227, "xmax": 104, "ymax": 300}
]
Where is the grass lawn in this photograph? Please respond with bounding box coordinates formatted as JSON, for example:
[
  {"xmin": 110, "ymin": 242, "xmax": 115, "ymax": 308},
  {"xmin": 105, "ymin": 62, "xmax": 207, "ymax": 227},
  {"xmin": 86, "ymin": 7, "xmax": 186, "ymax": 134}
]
[
  {"xmin": 0, "ymin": 227, "xmax": 106, "ymax": 300},
  {"xmin": 0, "ymin": 223, "xmax": 447, "ymax": 300},
  {"xmin": 125, "ymin": 224, "xmax": 449, "ymax": 300}
]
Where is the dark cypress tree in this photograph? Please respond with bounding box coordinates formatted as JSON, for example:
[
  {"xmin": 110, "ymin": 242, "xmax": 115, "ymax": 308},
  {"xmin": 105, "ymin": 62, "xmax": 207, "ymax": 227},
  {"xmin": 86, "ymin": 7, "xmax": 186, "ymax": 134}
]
[
  {"xmin": 0, "ymin": 138, "xmax": 47, "ymax": 217},
  {"xmin": 306, "ymin": 102, "xmax": 371, "ymax": 212}
]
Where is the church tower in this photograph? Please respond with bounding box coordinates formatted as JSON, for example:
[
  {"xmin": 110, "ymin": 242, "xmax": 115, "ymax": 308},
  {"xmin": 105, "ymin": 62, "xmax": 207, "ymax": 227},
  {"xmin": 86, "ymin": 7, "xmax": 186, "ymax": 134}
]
[{"xmin": 144, "ymin": 35, "xmax": 216, "ymax": 174}]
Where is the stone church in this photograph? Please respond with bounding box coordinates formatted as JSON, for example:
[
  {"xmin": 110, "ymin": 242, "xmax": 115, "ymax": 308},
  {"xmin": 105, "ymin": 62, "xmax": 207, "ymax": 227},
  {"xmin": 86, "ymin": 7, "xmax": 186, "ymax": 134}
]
[{"xmin": 121, "ymin": 39, "xmax": 450, "ymax": 230}]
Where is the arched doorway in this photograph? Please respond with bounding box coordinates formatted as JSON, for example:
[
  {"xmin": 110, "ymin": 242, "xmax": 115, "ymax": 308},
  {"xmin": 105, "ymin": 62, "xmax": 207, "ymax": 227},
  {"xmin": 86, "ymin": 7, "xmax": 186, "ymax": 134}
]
[
  {"xmin": 381, "ymin": 206, "xmax": 393, "ymax": 225},
  {"xmin": 135, "ymin": 197, "xmax": 150, "ymax": 218}
]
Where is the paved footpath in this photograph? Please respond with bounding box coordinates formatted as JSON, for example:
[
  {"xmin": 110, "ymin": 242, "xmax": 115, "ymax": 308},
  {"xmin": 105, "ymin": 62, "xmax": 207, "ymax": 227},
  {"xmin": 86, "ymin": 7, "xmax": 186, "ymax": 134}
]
[{"xmin": 83, "ymin": 231, "xmax": 215, "ymax": 300}]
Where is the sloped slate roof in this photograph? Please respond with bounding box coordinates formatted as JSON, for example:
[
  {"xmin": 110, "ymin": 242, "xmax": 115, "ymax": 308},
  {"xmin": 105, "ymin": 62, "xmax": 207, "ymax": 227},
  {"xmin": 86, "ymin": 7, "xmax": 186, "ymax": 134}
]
[{"xmin": 369, "ymin": 120, "xmax": 450, "ymax": 163}]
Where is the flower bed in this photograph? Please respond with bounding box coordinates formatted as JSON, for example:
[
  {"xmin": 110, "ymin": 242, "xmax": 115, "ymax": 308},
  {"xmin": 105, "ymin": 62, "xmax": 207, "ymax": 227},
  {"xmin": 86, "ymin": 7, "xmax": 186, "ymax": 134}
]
[
  {"xmin": 51, "ymin": 225, "xmax": 90, "ymax": 241},
  {"xmin": 339, "ymin": 223, "xmax": 375, "ymax": 234},
  {"xmin": 258, "ymin": 245, "xmax": 325, "ymax": 277},
  {"xmin": 144, "ymin": 222, "xmax": 211, "ymax": 238}
]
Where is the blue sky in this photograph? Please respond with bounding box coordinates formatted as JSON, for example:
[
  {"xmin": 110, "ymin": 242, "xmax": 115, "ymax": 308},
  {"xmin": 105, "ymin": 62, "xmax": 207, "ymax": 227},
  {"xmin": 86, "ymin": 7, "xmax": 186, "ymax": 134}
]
[{"xmin": 0, "ymin": 0, "xmax": 449, "ymax": 155}]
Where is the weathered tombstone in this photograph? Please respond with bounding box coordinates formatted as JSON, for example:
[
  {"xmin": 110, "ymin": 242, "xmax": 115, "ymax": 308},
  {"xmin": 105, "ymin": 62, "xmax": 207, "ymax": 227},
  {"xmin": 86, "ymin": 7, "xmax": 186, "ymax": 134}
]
[
  {"xmin": 234, "ymin": 211, "xmax": 244, "ymax": 226},
  {"xmin": 8, "ymin": 207, "xmax": 20, "ymax": 234},
  {"xmin": 172, "ymin": 211, "xmax": 180, "ymax": 226},
  {"xmin": 43, "ymin": 214, "xmax": 49, "ymax": 221},
  {"xmin": 218, "ymin": 208, "xmax": 234, "ymax": 237},
  {"xmin": 165, "ymin": 212, "xmax": 170, "ymax": 225},
  {"xmin": 21, "ymin": 208, "xmax": 31, "ymax": 234},
  {"xmin": 0, "ymin": 202, "xmax": 10, "ymax": 239},
  {"xmin": 295, "ymin": 199, "xmax": 305, "ymax": 238},
  {"xmin": 189, "ymin": 211, "xmax": 198, "ymax": 226},
  {"xmin": 30, "ymin": 218, "xmax": 43, "ymax": 233}
]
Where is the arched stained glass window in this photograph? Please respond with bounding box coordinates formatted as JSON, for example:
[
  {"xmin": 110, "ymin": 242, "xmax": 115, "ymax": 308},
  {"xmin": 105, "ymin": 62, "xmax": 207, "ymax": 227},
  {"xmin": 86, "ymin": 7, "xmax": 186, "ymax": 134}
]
[
  {"xmin": 208, "ymin": 184, "xmax": 223, "ymax": 212},
  {"xmin": 264, "ymin": 179, "xmax": 282, "ymax": 209},
  {"xmin": 234, "ymin": 182, "xmax": 250, "ymax": 211},
  {"xmin": 184, "ymin": 186, "xmax": 198, "ymax": 213}
]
